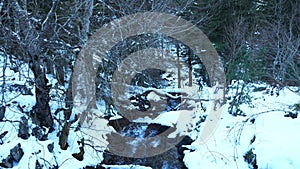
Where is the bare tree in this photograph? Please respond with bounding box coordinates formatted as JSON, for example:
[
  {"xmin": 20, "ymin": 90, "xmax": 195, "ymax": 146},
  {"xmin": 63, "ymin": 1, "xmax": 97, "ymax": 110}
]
[
  {"xmin": 0, "ymin": 0, "xmax": 94, "ymax": 130},
  {"xmin": 259, "ymin": 0, "xmax": 300, "ymax": 86}
]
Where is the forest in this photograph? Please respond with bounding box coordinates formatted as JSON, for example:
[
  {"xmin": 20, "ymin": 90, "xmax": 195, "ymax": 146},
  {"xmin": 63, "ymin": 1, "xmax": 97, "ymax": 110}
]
[{"xmin": 0, "ymin": 0, "xmax": 299, "ymax": 169}]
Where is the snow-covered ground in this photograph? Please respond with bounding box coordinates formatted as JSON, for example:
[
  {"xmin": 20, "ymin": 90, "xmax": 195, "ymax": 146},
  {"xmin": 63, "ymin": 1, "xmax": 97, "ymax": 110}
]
[
  {"xmin": 184, "ymin": 84, "xmax": 300, "ymax": 169},
  {"xmin": 1, "ymin": 54, "xmax": 300, "ymax": 168}
]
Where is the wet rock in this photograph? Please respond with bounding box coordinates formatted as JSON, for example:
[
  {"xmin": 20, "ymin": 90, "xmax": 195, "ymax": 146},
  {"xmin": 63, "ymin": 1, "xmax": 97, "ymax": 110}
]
[
  {"xmin": 10, "ymin": 143, "xmax": 24, "ymax": 162},
  {"xmin": 284, "ymin": 111, "xmax": 298, "ymax": 119},
  {"xmin": 144, "ymin": 123, "xmax": 169, "ymax": 137},
  {"xmin": 35, "ymin": 160, "xmax": 42, "ymax": 169},
  {"xmin": 0, "ymin": 131, "xmax": 8, "ymax": 144},
  {"xmin": 176, "ymin": 136, "xmax": 193, "ymax": 161},
  {"xmin": 0, "ymin": 155, "xmax": 13, "ymax": 168},
  {"xmin": 0, "ymin": 106, "xmax": 5, "ymax": 121},
  {"xmin": 18, "ymin": 116, "xmax": 29, "ymax": 139},
  {"xmin": 108, "ymin": 118, "xmax": 130, "ymax": 132},
  {"xmin": 47, "ymin": 142, "xmax": 54, "ymax": 153},
  {"xmin": 0, "ymin": 143, "xmax": 24, "ymax": 168}
]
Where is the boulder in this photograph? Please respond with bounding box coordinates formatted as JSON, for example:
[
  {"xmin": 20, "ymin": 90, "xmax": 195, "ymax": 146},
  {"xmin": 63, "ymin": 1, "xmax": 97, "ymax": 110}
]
[
  {"xmin": 0, "ymin": 155, "xmax": 13, "ymax": 168},
  {"xmin": 108, "ymin": 118, "xmax": 130, "ymax": 132},
  {"xmin": 10, "ymin": 143, "xmax": 24, "ymax": 162},
  {"xmin": 0, "ymin": 106, "xmax": 5, "ymax": 120},
  {"xmin": 0, "ymin": 143, "xmax": 24, "ymax": 168},
  {"xmin": 18, "ymin": 116, "xmax": 29, "ymax": 139},
  {"xmin": 144, "ymin": 123, "xmax": 169, "ymax": 137},
  {"xmin": 47, "ymin": 142, "xmax": 54, "ymax": 153}
]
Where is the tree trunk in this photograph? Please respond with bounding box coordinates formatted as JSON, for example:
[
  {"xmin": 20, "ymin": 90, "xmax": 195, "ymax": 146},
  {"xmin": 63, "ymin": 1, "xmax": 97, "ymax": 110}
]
[
  {"xmin": 31, "ymin": 58, "xmax": 53, "ymax": 129},
  {"xmin": 187, "ymin": 49, "xmax": 193, "ymax": 86},
  {"xmin": 59, "ymin": 0, "xmax": 94, "ymax": 149},
  {"xmin": 176, "ymin": 44, "xmax": 181, "ymax": 88}
]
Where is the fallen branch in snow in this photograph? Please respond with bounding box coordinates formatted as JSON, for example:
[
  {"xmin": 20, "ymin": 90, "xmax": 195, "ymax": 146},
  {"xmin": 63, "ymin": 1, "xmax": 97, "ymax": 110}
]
[
  {"xmin": 285, "ymin": 86, "xmax": 300, "ymax": 96},
  {"xmin": 146, "ymin": 88, "xmax": 210, "ymax": 102},
  {"xmin": 0, "ymin": 119, "xmax": 20, "ymax": 123},
  {"xmin": 227, "ymin": 109, "xmax": 286, "ymax": 142},
  {"xmin": 243, "ymin": 109, "xmax": 286, "ymax": 123}
]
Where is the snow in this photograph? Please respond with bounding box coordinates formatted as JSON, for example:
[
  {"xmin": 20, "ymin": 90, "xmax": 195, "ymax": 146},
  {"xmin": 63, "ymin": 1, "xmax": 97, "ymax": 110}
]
[
  {"xmin": 1, "ymin": 53, "xmax": 300, "ymax": 168},
  {"xmin": 102, "ymin": 165, "xmax": 152, "ymax": 169},
  {"xmin": 184, "ymin": 83, "xmax": 300, "ymax": 169},
  {"xmin": 253, "ymin": 111, "xmax": 300, "ymax": 169}
]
